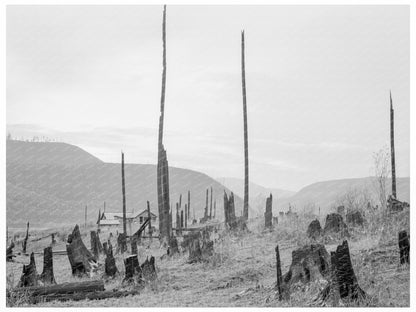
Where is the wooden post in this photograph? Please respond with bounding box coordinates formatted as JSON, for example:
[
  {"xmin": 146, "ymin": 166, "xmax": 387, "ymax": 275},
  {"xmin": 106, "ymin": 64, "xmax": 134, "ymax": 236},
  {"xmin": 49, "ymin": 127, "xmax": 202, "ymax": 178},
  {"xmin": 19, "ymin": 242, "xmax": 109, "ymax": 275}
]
[
  {"xmin": 275, "ymin": 245, "xmax": 283, "ymax": 300},
  {"xmin": 205, "ymin": 189, "xmax": 209, "ymax": 220},
  {"xmin": 390, "ymin": 91, "xmax": 397, "ymax": 199},
  {"xmin": 147, "ymin": 201, "xmax": 152, "ymax": 239},
  {"xmin": 265, "ymin": 194, "xmax": 273, "ymax": 228},
  {"xmin": 188, "ymin": 190, "xmax": 191, "ymax": 220},
  {"xmin": 241, "ymin": 30, "xmax": 249, "ymax": 221},
  {"xmin": 213, "ymin": 200, "xmax": 216, "ymax": 219},
  {"xmin": 209, "ymin": 187, "xmax": 213, "ymax": 219},
  {"xmin": 398, "ymin": 230, "xmax": 409, "ymax": 265},
  {"xmin": 23, "ymin": 221, "xmax": 29, "ymax": 254},
  {"xmin": 181, "ymin": 210, "xmax": 184, "ymax": 229},
  {"xmin": 121, "ymin": 152, "xmax": 127, "ymax": 238},
  {"xmin": 84, "ymin": 206, "xmax": 87, "ymax": 229},
  {"xmin": 185, "ymin": 204, "xmax": 188, "ymax": 228}
]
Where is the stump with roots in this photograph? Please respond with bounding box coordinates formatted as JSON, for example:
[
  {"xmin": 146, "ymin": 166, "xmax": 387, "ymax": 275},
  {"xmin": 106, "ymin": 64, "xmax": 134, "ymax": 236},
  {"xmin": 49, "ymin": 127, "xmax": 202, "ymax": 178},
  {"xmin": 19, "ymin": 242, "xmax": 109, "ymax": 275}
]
[
  {"xmin": 66, "ymin": 225, "xmax": 97, "ymax": 276},
  {"xmin": 168, "ymin": 236, "xmax": 179, "ymax": 256},
  {"xmin": 323, "ymin": 213, "xmax": 349, "ymax": 238},
  {"xmin": 307, "ymin": 219, "xmax": 322, "ymax": 239},
  {"xmin": 123, "ymin": 255, "xmax": 142, "ymax": 283},
  {"xmin": 104, "ymin": 244, "xmax": 118, "ymax": 277},
  {"xmin": 141, "ymin": 256, "xmax": 157, "ymax": 281},
  {"xmin": 18, "ymin": 252, "xmax": 38, "ymax": 287},
  {"xmin": 90, "ymin": 231, "xmax": 103, "ymax": 258},
  {"xmin": 40, "ymin": 246, "xmax": 56, "ymax": 285},
  {"xmin": 346, "ymin": 211, "xmax": 365, "ymax": 227},
  {"xmin": 398, "ymin": 230, "xmax": 409, "ymax": 265},
  {"xmin": 283, "ymin": 244, "xmax": 330, "ymax": 289},
  {"xmin": 315, "ymin": 240, "xmax": 366, "ymax": 305}
]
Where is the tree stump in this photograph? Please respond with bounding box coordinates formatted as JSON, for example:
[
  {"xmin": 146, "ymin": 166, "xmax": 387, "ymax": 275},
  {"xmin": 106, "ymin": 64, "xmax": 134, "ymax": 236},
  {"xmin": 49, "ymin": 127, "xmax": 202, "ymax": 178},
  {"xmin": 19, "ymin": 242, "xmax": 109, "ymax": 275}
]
[
  {"xmin": 104, "ymin": 245, "xmax": 118, "ymax": 277},
  {"xmin": 117, "ymin": 233, "xmax": 127, "ymax": 254},
  {"xmin": 51, "ymin": 234, "xmax": 56, "ymax": 245},
  {"xmin": 201, "ymin": 239, "xmax": 214, "ymax": 258},
  {"xmin": 181, "ymin": 232, "xmax": 200, "ymax": 251},
  {"xmin": 265, "ymin": 194, "xmax": 273, "ymax": 229},
  {"xmin": 188, "ymin": 238, "xmax": 203, "ymax": 263},
  {"xmin": 346, "ymin": 211, "xmax": 365, "ymax": 227},
  {"xmin": 167, "ymin": 236, "xmax": 178, "ymax": 256},
  {"xmin": 66, "ymin": 225, "xmax": 96, "ymax": 276},
  {"xmin": 123, "ymin": 255, "xmax": 142, "ymax": 282},
  {"xmin": 18, "ymin": 252, "xmax": 38, "ymax": 287},
  {"xmin": 7, "ymin": 241, "xmax": 15, "ymax": 262},
  {"xmin": 398, "ymin": 230, "xmax": 409, "ymax": 265},
  {"xmin": 40, "ymin": 246, "xmax": 56, "ymax": 285},
  {"xmin": 131, "ymin": 236, "xmax": 138, "ymax": 255},
  {"xmin": 141, "ymin": 256, "xmax": 157, "ymax": 281},
  {"xmin": 283, "ymin": 244, "xmax": 330, "ymax": 288},
  {"xmin": 90, "ymin": 231, "xmax": 103, "ymax": 258},
  {"xmin": 307, "ymin": 219, "xmax": 322, "ymax": 239},
  {"xmin": 275, "ymin": 245, "xmax": 283, "ymax": 300},
  {"xmin": 103, "ymin": 242, "xmax": 108, "ymax": 256},
  {"xmin": 323, "ymin": 213, "xmax": 349, "ymax": 237}
]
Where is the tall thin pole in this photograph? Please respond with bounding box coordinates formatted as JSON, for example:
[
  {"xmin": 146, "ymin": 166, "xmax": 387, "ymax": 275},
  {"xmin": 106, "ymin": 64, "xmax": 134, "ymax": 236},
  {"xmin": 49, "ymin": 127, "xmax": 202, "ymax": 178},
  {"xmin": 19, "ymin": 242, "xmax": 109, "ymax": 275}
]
[
  {"xmin": 241, "ymin": 30, "xmax": 249, "ymax": 221},
  {"xmin": 121, "ymin": 152, "xmax": 127, "ymax": 236},
  {"xmin": 390, "ymin": 91, "xmax": 397, "ymax": 199},
  {"xmin": 84, "ymin": 205, "xmax": 87, "ymax": 229}
]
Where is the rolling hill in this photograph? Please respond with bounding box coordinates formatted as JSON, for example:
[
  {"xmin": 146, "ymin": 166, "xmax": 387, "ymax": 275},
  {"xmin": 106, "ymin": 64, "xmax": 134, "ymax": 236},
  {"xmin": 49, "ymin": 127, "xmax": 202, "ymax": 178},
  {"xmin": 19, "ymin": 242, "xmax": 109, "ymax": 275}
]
[{"xmin": 6, "ymin": 140, "xmax": 243, "ymax": 229}]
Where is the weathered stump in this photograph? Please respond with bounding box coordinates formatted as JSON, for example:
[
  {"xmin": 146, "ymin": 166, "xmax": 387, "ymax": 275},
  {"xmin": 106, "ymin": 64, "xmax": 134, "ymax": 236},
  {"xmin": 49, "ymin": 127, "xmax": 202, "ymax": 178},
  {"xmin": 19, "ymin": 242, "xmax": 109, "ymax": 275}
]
[
  {"xmin": 265, "ymin": 194, "xmax": 273, "ymax": 229},
  {"xmin": 66, "ymin": 225, "xmax": 96, "ymax": 276},
  {"xmin": 123, "ymin": 255, "xmax": 142, "ymax": 282},
  {"xmin": 346, "ymin": 211, "xmax": 365, "ymax": 227},
  {"xmin": 117, "ymin": 233, "xmax": 127, "ymax": 254},
  {"xmin": 40, "ymin": 246, "xmax": 56, "ymax": 285},
  {"xmin": 22, "ymin": 221, "xmax": 30, "ymax": 254},
  {"xmin": 102, "ymin": 242, "xmax": 108, "ymax": 256},
  {"xmin": 90, "ymin": 231, "xmax": 103, "ymax": 258},
  {"xmin": 398, "ymin": 230, "xmax": 409, "ymax": 265},
  {"xmin": 307, "ymin": 219, "xmax": 322, "ymax": 239},
  {"xmin": 141, "ymin": 256, "xmax": 157, "ymax": 281},
  {"xmin": 18, "ymin": 252, "xmax": 38, "ymax": 287},
  {"xmin": 131, "ymin": 236, "xmax": 138, "ymax": 255},
  {"xmin": 201, "ymin": 239, "xmax": 214, "ymax": 258},
  {"xmin": 324, "ymin": 213, "xmax": 349, "ymax": 237},
  {"xmin": 104, "ymin": 245, "xmax": 118, "ymax": 277},
  {"xmin": 167, "ymin": 236, "xmax": 179, "ymax": 255},
  {"xmin": 283, "ymin": 244, "xmax": 330, "ymax": 288},
  {"xmin": 181, "ymin": 232, "xmax": 200, "ymax": 251},
  {"xmin": 7, "ymin": 241, "xmax": 15, "ymax": 262},
  {"xmin": 188, "ymin": 238, "xmax": 203, "ymax": 263}
]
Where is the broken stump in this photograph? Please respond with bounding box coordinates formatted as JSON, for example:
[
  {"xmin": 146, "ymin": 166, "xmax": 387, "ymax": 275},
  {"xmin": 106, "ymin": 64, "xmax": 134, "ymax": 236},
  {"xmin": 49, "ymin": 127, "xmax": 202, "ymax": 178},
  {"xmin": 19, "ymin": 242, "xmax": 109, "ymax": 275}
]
[
  {"xmin": 18, "ymin": 252, "xmax": 38, "ymax": 287},
  {"xmin": 66, "ymin": 225, "xmax": 96, "ymax": 276},
  {"xmin": 324, "ymin": 213, "xmax": 349, "ymax": 237},
  {"xmin": 141, "ymin": 256, "xmax": 157, "ymax": 281},
  {"xmin": 104, "ymin": 245, "xmax": 118, "ymax": 277},
  {"xmin": 123, "ymin": 255, "xmax": 142, "ymax": 283},
  {"xmin": 307, "ymin": 219, "xmax": 322, "ymax": 239},
  {"xmin": 188, "ymin": 238, "xmax": 203, "ymax": 263},
  {"xmin": 40, "ymin": 246, "xmax": 56, "ymax": 285}
]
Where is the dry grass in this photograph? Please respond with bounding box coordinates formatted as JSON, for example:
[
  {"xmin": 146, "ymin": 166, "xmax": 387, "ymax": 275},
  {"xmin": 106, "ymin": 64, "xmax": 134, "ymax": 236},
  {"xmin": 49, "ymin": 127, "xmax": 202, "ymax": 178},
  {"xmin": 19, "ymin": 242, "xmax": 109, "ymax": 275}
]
[{"xmin": 6, "ymin": 211, "xmax": 409, "ymax": 307}]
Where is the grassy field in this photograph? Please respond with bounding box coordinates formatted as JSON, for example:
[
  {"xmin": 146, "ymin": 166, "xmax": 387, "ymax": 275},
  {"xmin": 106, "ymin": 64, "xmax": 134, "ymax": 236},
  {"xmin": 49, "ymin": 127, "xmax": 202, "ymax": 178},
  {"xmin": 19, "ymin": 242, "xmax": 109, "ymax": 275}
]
[{"xmin": 6, "ymin": 209, "xmax": 410, "ymax": 307}]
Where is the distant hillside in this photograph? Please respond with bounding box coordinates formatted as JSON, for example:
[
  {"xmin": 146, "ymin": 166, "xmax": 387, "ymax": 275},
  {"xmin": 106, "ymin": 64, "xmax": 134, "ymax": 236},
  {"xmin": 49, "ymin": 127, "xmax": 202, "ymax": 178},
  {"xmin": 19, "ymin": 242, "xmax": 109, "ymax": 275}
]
[
  {"xmin": 277, "ymin": 177, "xmax": 410, "ymax": 214},
  {"xmin": 6, "ymin": 140, "xmax": 242, "ymax": 228},
  {"xmin": 216, "ymin": 177, "xmax": 296, "ymax": 217}
]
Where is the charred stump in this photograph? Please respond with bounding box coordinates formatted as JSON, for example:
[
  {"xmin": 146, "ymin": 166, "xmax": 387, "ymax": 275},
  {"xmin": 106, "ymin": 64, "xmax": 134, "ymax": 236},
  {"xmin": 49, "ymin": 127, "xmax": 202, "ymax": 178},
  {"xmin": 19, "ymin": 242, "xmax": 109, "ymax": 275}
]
[
  {"xmin": 40, "ymin": 246, "xmax": 56, "ymax": 285},
  {"xmin": 188, "ymin": 238, "xmax": 202, "ymax": 263},
  {"xmin": 131, "ymin": 236, "xmax": 138, "ymax": 255},
  {"xmin": 167, "ymin": 236, "xmax": 178, "ymax": 256},
  {"xmin": 7, "ymin": 241, "xmax": 15, "ymax": 262},
  {"xmin": 398, "ymin": 230, "xmax": 409, "ymax": 265},
  {"xmin": 104, "ymin": 244, "xmax": 118, "ymax": 277},
  {"xmin": 283, "ymin": 244, "xmax": 330, "ymax": 288},
  {"xmin": 123, "ymin": 255, "xmax": 142, "ymax": 283},
  {"xmin": 307, "ymin": 219, "xmax": 322, "ymax": 239},
  {"xmin": 346, "ymin": 211, "xmax": 365, "ymax": 227},
  {"xmin": 324, "ymin": 213, "xmax": 349, "ymax": 238},
  {"xmin": 117, "ymin": 233, "xmax": 127, "ymax": 254},
  {"xmin": 265, "ymin": 194, "xmax": 273, "ymax": 229},
  {"xmin": 141, "ymin": 256, "xmax": 157, "ymax": 281},
  {"xmin": 90, "ymin": 231, "xmax": 103, "ymax": 258},
  {"xmin": 18, "ymin": 252, "xmax": 38, "ymax": 287},
  {"xmin": 66, "ymin": 225, "xmax": 96, "ymax": 276}
]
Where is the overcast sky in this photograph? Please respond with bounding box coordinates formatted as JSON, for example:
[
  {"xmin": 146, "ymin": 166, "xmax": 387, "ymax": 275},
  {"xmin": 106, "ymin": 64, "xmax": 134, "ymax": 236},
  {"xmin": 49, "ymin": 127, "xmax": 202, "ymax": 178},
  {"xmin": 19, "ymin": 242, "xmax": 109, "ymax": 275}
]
[{"xmin": 6, "ymin": 5, "xmax": 410, "ymax": 191}]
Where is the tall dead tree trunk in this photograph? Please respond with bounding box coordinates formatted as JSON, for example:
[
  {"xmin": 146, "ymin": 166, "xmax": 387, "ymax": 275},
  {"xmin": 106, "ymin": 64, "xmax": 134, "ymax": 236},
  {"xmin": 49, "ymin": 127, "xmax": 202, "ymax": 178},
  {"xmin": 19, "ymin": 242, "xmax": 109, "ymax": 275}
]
[
  {"xmin": 265, "ymin": 194, "xmax": 273, "ymax": 228},
  {"xmin": 241, "ymin": 30, "xmax": 249, "ymax": 221},
  {"xmin": 204, "ymin": 188, "xmax": 209, "ymax": 220},
  {"xmin": 147, "ymin": 201, "xmax": 152, "ymax": 239},
  {"xmin": 188, "ymin": 190, "xmax": 191, "ymax": 220},
  {"xmin": 209, "ymin": 187, "xmax": 213, "ymax": 219},
  {"xmin": 185, "ymin": 204, "xmax": 188, "ymax": 228},
  {"xmin": 390, "ymin": 91, "xmax": 397, "ymax": 199},
  {"xmin": 23, "ymin": 221, "xmax": 29, "ymax": 254},
  {"xmin": 84, "ymin": 206, "xmax": 87, "ymax": 229},
  {"xmin": 40, "ymin": 246, "xmax": 56, "ymax": 285},
  {"xmin": 275, "ymin": 245, "xmax": 283, "ymax": 300},
  {"xmin": 213, "ymin": 200, "xmax": 216, "ymax": 219},
  {"xmin": 181, "ymin": 210, "xmax": 184, "ymax": 229},
  {"xmin": 121, "ymin": 152, "xmax": 127, "ymax": 239}
]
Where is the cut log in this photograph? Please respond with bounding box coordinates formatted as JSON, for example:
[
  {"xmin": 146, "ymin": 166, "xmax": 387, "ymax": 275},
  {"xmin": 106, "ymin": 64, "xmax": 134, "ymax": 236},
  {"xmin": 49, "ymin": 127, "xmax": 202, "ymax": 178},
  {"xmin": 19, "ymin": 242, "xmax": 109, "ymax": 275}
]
[
  {"xmin": 11, "ymin": 280, "xmax": 104, "ymax": 297},
  {"xmin": 104, "ymin": 244, "xmax": 118, "ymax": 277},
  {"xmin": 29, "ymin": 290, "xmax": 139, "ymax": 304},
  {"xmin": 283, "ymin": 244, "xmax": 330, "ymax": 288},
  {"xmin": 123, "ymin": 255, "xmax": 142, "ymax": 282},
  {"xmin": 307, "ymin": 219, "xmax": 322, "ymax": 239},
  {"xmin": 40, "ymin": 246, "xmax": 56, "ymax": 285},
  {"xmin": 66, "ymin": 225, "xmax": 96, "ymax": 276},
  {"xmin": 7, "ymin": 241, "xmax": 15, "ymax": 262},
  {"xmin": 18, "ymin": 252, "xmax": 38, "ymax": 287},
  {"xmin": 398, "ymin": 230, "xmax": 409, "ymax": 265},
  {"xmin": 141, "ymin": 256, "xmax": 157, "ymax": 281}
]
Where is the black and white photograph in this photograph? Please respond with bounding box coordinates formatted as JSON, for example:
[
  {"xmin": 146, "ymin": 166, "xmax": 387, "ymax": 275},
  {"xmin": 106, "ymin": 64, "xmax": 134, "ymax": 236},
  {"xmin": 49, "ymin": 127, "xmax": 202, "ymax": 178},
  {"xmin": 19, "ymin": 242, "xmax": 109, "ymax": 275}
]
[{"xmin": 3, "ymin": 2, "xmax": 413, "ymax": 308}]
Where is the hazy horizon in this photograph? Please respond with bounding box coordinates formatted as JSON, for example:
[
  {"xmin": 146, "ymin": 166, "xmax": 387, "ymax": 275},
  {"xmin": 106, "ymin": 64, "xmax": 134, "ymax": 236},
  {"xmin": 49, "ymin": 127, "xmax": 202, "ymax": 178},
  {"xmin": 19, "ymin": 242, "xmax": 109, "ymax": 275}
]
[{"xmin": 7, "ymin": 5, "xmax": 410, "ymax": 191}]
